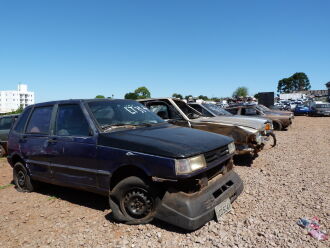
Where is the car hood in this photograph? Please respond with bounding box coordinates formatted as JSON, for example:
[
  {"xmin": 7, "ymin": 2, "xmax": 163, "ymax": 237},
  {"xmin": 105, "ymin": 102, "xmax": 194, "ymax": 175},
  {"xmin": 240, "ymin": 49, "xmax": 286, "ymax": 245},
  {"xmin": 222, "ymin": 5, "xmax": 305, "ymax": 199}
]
[
  {"xmin": 196, "ymin": 116, "xmax": 266, "ymax": 130},
  {"xmin": 98, "ymin": 123, "xmax": 233, "ymax": 158},
  {"xmin": 265, "ymin": 110, "xmax": 292, "ymax": 116}
]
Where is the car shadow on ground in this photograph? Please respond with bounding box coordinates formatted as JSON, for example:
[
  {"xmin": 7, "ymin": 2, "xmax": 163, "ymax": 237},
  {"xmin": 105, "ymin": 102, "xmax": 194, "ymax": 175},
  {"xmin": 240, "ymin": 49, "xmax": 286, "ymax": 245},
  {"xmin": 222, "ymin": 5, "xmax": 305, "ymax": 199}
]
[
  {"xmin": 233, "ymin": 154, "xmax": 257, "ymax": 167},
  {"xmin": 34, "ymin": 183, "xmax": 192, "ymax": 233},
  {"xmin": 104, "ymin": 212, "xmax": 193, "ymax": 234},
  {"xmin": 35, "ymin": 183, "xmax": 109, "ymax": 211}
]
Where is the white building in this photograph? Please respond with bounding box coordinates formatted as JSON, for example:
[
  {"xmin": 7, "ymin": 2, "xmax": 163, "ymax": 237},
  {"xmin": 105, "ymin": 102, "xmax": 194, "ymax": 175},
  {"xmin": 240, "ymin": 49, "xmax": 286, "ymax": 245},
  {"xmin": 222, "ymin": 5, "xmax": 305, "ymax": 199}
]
[{"xmin": 0, "ymin": 84, "xmax": 35, "ymax": 113}]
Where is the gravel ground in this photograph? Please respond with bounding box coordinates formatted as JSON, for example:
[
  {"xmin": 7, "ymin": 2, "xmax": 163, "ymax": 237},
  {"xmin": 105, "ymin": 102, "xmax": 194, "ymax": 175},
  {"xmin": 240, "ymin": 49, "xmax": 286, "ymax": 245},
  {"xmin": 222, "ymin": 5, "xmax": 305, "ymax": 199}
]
[{"xmin": 0, "ymin": 116, "xmax": 329, "ymax": 248}]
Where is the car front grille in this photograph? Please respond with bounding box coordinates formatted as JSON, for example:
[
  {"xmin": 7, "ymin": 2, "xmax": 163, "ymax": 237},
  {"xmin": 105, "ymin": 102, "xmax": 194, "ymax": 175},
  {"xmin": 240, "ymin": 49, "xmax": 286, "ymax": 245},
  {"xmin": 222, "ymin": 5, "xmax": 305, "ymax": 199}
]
[{"xmin": 204, "ymin": 145, "xmax": 229, "ymax": 165}]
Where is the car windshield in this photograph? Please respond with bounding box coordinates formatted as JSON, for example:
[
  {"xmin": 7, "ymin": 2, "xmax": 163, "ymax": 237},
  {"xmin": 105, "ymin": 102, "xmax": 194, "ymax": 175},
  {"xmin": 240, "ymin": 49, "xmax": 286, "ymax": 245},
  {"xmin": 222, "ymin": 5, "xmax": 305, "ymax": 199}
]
[
  {"xmin": 173, "ymin": 100, "xmax": 202, "ymax": 119},
  {"xmin": 257, "ymin": 105, "xmax": 270, "ymax": 112},
  {"xmin": 202, "ymin": 104, "xmax": 232, "ymax": 116},
  {"xmin": 316, "ymin": 104, "xmax": 330, "ymax": 108},
  {"xmin": 88, "ymin": 100, "xmax": 164, "ymax": 131}
]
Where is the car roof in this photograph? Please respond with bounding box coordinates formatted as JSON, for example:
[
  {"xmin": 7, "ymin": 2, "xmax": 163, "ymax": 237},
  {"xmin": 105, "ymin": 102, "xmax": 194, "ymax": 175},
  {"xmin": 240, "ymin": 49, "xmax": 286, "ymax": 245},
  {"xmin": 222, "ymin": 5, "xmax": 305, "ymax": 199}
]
[
  {"xmin": 137, "ymin": 97, "xmax": 183, "ymax": 102},
  {"xmin": 26, "ymin": 98, "xmax": 135, "ymax": 108}
]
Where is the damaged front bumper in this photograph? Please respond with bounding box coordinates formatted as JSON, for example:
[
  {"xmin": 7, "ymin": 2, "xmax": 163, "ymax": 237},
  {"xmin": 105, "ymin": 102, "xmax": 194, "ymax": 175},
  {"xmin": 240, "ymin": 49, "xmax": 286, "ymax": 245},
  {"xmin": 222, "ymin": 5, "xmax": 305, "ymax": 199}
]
[{"xmin": 155, "ymin": 170, "xmax": 243, "ymax": 231}]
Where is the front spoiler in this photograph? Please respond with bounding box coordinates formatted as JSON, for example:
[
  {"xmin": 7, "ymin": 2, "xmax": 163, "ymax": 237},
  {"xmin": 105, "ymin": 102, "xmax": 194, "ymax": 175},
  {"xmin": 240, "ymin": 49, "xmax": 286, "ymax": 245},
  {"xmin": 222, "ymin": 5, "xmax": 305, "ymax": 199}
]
[{"xmin": 155, "ymin": 170, "xmax": 243, "ymax": 231}]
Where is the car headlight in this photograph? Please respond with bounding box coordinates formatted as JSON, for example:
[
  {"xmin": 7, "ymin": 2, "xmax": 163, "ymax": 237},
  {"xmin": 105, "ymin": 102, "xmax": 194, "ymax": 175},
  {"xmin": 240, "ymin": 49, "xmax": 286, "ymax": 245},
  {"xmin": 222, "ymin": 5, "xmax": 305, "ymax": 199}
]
[
  {"xmin": 265, "ymin": 123, "xmax": 271, "ymax": 130},
  {"xmin": 175, "ymin": 154, "xmax": 207, "ymax": 175},
  {"xmin": 228, "ymin": 142, "xmax": 236, "ymax": 154}
]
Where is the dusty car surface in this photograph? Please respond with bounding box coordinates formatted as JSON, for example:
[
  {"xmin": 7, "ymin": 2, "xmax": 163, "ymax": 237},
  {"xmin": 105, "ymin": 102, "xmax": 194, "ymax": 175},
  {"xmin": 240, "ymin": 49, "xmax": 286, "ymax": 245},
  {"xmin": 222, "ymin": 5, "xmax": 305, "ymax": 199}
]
[
  {"xmin": 309, "ymin": 103, "xmax": 330, "ymax": 116},
  {"xmin": 226, "ymin": 104, "xmax": 293, "ymax": 130},
  {"xmin": 0, "ymin": 114, "xmax": 19, "ymax": 157},
  {"xmin": 256, "ymin": 104, "xmax": 294, "ymax": 117},
  {"xmin": 139, "ymin": 98, "xmax": 272, "ymax": 155},
  {"xmin": 7, "ymin": 99, "xmax": 243, "ymax": 231},
  {"xmin": 188, "ymin": 102, "xmax": 276, "ymax": 147}
]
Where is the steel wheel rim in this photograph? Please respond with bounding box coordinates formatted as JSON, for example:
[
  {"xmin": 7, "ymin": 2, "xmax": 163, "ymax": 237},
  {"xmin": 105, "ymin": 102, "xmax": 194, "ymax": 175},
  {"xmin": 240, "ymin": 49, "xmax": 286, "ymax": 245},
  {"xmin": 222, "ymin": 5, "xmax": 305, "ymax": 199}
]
[
  {"xmin": 123, "ymin": 188, "xmax": 153, "ymax": 219},
  {"xmin": 17, "ymin": 170, "xmax": 26, "ymax": 187}
]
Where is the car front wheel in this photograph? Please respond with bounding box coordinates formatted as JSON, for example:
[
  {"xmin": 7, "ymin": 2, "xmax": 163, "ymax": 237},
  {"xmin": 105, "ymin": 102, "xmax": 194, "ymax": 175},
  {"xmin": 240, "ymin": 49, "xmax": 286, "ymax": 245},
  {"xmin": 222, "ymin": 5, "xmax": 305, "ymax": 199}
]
[{"xmin": 109, "ymin": 176, "xmax": 161, "ymax": 225}]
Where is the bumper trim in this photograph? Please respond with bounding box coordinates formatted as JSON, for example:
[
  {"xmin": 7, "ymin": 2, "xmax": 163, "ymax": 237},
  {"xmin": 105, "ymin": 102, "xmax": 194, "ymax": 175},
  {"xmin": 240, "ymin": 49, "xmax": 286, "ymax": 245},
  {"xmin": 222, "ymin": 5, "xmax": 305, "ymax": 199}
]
[{"xmin": 155, "ymin": 170, "xmax": 243, "ymax": 230}]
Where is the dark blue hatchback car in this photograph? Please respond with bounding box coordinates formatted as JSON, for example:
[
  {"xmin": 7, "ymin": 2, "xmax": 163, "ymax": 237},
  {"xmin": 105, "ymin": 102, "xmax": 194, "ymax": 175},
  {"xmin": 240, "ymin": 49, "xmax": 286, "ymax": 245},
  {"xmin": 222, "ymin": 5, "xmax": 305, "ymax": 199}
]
[{"xmin": 7, "ymin": 99, "xmax": 243, "ymax": 230}]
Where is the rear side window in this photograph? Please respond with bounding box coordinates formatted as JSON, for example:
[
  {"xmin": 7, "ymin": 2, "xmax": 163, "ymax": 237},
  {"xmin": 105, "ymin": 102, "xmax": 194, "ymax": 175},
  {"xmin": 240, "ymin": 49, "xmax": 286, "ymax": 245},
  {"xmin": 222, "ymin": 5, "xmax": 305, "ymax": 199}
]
[
  {"xmin": 55, "ymin": 104, "xmax": 90, "ymax": 136},
  {"xmin": 14, "ymin": 109, "xmax": 32, "ymax": 133},
  {"xmin": 226, "ymin": 108, "xmax": 238, "ymax": 114},
  {"xmin": 0, "ymin": 117, "xmax": 13, "ymax": 130},
  {"xmin": 26, "ymin": 106, "xmax": 53, "ymax": 134}
]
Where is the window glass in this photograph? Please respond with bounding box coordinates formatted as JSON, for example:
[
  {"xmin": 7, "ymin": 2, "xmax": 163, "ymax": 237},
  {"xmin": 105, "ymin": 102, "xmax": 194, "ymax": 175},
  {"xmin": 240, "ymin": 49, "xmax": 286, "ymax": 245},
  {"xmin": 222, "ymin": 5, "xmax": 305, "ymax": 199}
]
[
  {"xmin": 149, "ymin": 104, "xmax": 170, "ymax": 119},
  {"xmin": 202, "ymin": 104, "xmax": 232, "ymax": 116},
  {"xmin": 244, "ymin": 108, "xmax": 258, "ymax": 115},
  {"xmin": 88, "ymin": 100, "xmax": 164, "ymax": 131},
  {"xmin": 56, "ymin": 104, "xmax": 90, "ymax": 136},
  {"xmin": 226, "ymin": 108, "xmax": 238, "ymax": 115},
  {"xmin": 0, "ymin": 117, "xmax": 13, "ymax": 130},
  {"xmin": 173, "ymin": 100, "xmax": 202, "ymax": 119},
  {"xmin": 26, "ymin": 106, "xmax": 53, "ymax": 134},
  {"xmin": 14, "ymin": 109, "xmax": 31, "ymax": 133}
]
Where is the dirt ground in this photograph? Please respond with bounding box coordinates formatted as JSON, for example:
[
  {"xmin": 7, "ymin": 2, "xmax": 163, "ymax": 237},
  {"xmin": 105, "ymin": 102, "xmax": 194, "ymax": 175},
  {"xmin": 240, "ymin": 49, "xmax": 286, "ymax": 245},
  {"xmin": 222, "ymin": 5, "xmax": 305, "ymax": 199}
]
[{"xmin": 0, "ymin": 116, "xmax": 329, "ymax": 248}]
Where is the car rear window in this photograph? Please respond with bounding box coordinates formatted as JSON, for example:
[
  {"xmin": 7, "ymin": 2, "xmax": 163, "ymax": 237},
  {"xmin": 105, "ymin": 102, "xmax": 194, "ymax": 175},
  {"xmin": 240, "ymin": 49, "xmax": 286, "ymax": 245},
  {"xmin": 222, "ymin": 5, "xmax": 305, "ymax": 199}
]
[
  {"xmin": 0, "ymin": 117, "xmax": 13, "ymax": 130},
  {"xmin": 26, "ymin": 106, "xmax": 53, "ymax": 134},
  {"xmin": 14, "ymin": 109, "xmax": 31, "ymax": 133}
]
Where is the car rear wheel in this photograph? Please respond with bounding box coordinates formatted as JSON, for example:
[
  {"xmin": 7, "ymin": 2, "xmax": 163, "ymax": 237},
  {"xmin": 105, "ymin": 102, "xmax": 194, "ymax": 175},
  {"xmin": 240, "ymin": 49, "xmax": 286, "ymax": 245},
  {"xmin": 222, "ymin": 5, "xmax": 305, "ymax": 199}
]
[
  {"xmin": 109, "ymin": 176, "xmax": 160, "ymax": 224},
  {"xmin": 13, "ymin": 162, "xmax": 36, "ymax": 192}
]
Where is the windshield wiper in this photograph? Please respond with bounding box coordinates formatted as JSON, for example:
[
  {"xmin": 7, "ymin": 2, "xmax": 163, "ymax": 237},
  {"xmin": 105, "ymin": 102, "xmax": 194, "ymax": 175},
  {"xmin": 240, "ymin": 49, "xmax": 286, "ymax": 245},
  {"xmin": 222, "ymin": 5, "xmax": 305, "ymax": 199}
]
[{"xmin": 100, "ymin": 123, "xmax": 137, "ymax": 131}]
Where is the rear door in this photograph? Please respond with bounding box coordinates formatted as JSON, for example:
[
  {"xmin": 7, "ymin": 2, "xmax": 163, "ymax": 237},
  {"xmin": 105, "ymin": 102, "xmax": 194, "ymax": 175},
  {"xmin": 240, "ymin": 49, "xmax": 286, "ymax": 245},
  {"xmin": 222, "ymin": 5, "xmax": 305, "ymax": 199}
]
[
  {"xmin": 50, "ymin": 103, "xmax": 98, "ymax": 187},
  {"xmin": 21, "ymin": 105, "xmax": 54, "ymax": 180}
]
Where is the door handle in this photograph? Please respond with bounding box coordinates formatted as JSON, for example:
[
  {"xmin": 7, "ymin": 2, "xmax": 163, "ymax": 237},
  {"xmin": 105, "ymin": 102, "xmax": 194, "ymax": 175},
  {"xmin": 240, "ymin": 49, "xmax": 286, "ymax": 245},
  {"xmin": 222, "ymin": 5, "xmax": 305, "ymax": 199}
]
[{"xmin": 48, "ymin": 138, "xmax": 58, "ymax": 144}]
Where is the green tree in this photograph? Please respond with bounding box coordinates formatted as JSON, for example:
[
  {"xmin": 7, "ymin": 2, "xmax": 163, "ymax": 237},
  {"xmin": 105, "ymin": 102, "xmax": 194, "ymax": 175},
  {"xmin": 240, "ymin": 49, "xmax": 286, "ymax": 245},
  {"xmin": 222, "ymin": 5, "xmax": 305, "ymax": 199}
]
[
  {"xmin": 95, "ymin": 95, "xmax": 105, "ymax": 99},
  {"xmin": 198, "ymin": 95, "xmax": 209, "ymax": 101},
  {"xmin": 232, "ymin": 87, "xmax": 248, "ymax": 97},
  {"xmin": 124, "ymin": 92, "xmax": 138, "ymax": 100},
  {"xmin": 172, "ymin": 93, "xmax": 183, "ymax": 99},
  {"xmin": 184, "ymin": 95, "xmax": 193, "ymax": 100},
  {"xmin": 210, "ymin": 97, "xmax": 221, "ymax": 102},
  {"xmin": 134, "ymin": 86, "xmax": 151, "ymax": 99},
  {"xmin": 277, "ymin": 72, "xmax": 311, "ymax": 93}
]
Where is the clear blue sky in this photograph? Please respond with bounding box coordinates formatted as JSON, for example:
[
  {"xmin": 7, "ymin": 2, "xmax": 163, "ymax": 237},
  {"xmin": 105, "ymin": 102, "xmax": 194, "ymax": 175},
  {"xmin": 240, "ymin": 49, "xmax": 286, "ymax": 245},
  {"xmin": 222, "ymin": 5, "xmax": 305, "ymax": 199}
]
[{"xmin": 0, "ymin": 0, "xmax": 329, "ymax": 102}]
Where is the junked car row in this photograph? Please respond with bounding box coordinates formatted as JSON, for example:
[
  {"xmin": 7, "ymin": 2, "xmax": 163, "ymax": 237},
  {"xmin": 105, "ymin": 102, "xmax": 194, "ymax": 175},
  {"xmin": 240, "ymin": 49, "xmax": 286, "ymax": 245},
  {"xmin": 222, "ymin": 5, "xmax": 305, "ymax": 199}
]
[{"xmin": 1, "ymin": 97, "xmax": 293, "ymax": 231}]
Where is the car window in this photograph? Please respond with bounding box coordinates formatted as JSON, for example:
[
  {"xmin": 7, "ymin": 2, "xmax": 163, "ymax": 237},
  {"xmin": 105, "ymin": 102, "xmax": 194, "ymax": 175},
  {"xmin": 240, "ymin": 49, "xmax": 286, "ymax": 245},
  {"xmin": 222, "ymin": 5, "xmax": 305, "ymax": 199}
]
[
  {"xmin": 202, "ymin": 104, "xmax": 232, "ymax": 116},
  {"xmin": 14, "ymin": 109, "xmax": 32, "ymax": 133},
  {"xmin": 0, "ymin": 117, "xmax": 13, "ymax": 130},
  {"xmin": 55, "ymin": 104, "xmax": 90, "ymax": 136},
  {"xmin": 26, "ymin": 106, "xmax": 53, "ymax": 134},
  {"xmin": 149, "ymin": 104, "xmax": 170, "ymax": 119},
  {"xmin": 226, "ymin": 108, "xmax": 238, "ymax": 115},
  {"xmin": 243, "ymin": 108, "xmax": 258, "ymax": 115},
  {"xmin": 189, "ymin": 104, "xmax": 214, "ymax": 117},
  {"xmin": 88, "ymin": 100, "xmax": 164, "ymax": 131},
  {"xmin": 173, "ymin": 100, "xmax": 202, "ymax": 119}
]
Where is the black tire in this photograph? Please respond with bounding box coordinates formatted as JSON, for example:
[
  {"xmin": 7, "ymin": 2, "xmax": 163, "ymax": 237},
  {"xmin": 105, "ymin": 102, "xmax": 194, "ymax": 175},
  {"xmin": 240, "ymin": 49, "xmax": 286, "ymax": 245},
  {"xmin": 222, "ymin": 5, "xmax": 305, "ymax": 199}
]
[
  {"xmin": 13, "ymin": 162, "xmax": 36, "ymax": 192},
  {"xmin": 0, "ymin": 144, "xmax": 6, "ymax": 157},
  {"xmin": 273, "ymin": 121, "xmax": 282, "ymax": 131},
  {"xmin": 269, "ymin": 132, "xmax": 277, "ymax": 147},
  {"xmin": 109, "ymin": 176, "xmax": 160, "ymax": 225}
]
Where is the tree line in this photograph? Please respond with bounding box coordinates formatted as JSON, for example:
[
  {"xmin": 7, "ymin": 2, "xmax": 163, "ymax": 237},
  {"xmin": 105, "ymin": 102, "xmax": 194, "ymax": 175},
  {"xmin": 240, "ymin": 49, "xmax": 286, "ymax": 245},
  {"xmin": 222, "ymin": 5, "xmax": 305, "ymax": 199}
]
[{"xmin": 94, "ymin": 72, "xmax": 318, "ymax": 101}]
